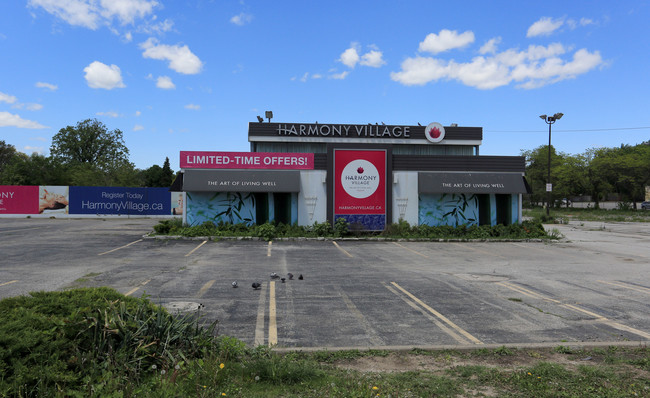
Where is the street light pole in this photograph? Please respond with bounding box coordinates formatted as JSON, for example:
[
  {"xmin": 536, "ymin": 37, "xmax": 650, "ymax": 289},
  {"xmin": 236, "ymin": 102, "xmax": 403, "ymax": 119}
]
[{"xmin": 539, "ymin": 113, "xmax": 564, "ymax": 217}]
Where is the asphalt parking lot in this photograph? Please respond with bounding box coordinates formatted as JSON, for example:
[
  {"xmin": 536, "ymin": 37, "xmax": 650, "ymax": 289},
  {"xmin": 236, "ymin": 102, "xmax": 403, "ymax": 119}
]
[{"xmin": 1, "ymin": 218, "xmax": 649, "ymax": 350}]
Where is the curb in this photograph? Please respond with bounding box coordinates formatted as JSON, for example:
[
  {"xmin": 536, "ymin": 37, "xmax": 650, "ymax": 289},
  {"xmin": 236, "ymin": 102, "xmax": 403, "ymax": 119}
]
[{"xmin": 272, "ymin": 340, "xmax": 650, "ymax": 354}]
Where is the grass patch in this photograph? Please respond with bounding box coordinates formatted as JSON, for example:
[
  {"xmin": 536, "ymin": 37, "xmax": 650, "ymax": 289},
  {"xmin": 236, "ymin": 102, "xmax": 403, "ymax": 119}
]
[{"xmin": 2, "ymin": 289, "xmax": 649, "ymax": 397}]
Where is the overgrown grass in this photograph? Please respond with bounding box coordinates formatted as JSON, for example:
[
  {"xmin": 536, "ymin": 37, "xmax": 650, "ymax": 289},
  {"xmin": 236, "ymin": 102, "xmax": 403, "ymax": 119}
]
[
  {"xmin": 152, "ymin": 218, "xmax": 554, "ymax": 241},
  {"xmin": 1, "ymin": 289, "xmax": 649, "ymax": 396},
  {"xmin": 524, "ymin": 206, "xmax": 650, "ymax": 223}
]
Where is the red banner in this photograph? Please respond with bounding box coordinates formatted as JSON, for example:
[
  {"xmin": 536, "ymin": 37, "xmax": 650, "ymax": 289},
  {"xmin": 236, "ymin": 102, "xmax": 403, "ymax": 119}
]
[
  {"xmin": 0, "ymin": 185, "xmax": 39, "ymax": 214},
  {"xmin": 334, "ymin": 150, "xmax": 386, "ymax": 215},
  {"xmin": 180, "ymin": 151, "xmax": 314, "ymax": 169}
]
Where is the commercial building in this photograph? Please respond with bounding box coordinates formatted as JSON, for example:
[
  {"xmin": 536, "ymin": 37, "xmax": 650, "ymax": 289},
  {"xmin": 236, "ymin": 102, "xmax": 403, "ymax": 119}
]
[{"xmin": 176, "ymin": 121, "xmax": 530, "ymax": 230}]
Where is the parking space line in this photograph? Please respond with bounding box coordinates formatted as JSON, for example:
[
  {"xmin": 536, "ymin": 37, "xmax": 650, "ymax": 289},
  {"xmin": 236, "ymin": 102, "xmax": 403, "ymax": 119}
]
[
  {"xmin": 332, "ymin": 241, "xmax": 353, "ymax": 258},
  {"xmin": 382, "ymin": 282, "xmax": 470, "ymax": 344},
  {"xmin": 392, "ymin": 242, "xmax": 429, "ymax": 258},
  {"xmin": 98, "ymin": 239, "xmax": 143, "ymax": 256},
  {"xmin": 196, "ymin": 280, "xmax": 216, "ymax": 298},
  {"xmin": 598, "ymin": 280, "xmax": 650, "ymax": 296},
  {"xmin": 501, "ymin": 281, "xmax": 650, "ymax": 340},
  {"xmin": 389, "ymin": 282, "xmax": 483, "ymax": 345},
  {"xmin": 338, "ymin": 287, "xmax": 384, "ymax": 346},
  {"xmin": 0, "ymin": 227, "xmax": 44, "ymax": 234},
  {"xmin": 267, "ymin": 241, "xmax": 272, "ymax": 257},
  {"xmin": 497, "ymin": 281, "xmax": 561, "ymax": 303},
  {"xmin": 269, "ymin": 281, "xmax": 277, "ymax": 346},
  {"xmin": 185, "ymin": 240, "xmax": 208, "ymax": 257},
  {"xmin": 560, "ymin": 303, "xmax": 650, "ymax": 339},
  {"xmin": 254, "ymin": 282, "xmax": 267, "ymax": 346},
  {"xmin": 124, "ymin": 279, "xmax": 151, "ymax": 296},
  {"xmin": 0, "ymin": 280, "xmax": 18, "ymax": 287}
]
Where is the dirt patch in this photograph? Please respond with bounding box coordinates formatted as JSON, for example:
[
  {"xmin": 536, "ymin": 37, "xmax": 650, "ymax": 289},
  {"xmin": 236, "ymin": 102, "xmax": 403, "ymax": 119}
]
[{"xmin": 330, "ymin": 348, "xmax": 648, "ymax": 376}]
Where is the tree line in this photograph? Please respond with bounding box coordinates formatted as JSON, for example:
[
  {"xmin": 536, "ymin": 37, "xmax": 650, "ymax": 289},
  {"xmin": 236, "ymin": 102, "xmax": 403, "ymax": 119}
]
[
  {"xmin": 0, "ymin": 119, "xmax": 174, "ymax": 188},
  {"xmin": 522, "ymin": 141, "xmax": 650, "ymax": 209}
]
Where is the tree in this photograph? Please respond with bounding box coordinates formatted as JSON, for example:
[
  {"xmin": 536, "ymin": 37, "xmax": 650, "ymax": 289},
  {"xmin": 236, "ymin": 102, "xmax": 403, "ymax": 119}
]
[
  {"xmin": 50, "ymin": 119, "xmax": 131, "ymax": 170},
  {"xmin": 0, "ymin": 140, "xmax": 18, "ymax": 176},
  {"xmin": 0, "ymin": 152, "xmax": 68, "ymax": 186},
  {"xmin": 161, "ymin": 157, "xmax": 174, "ymax": 187},
  {"xmin": 141, "ymin": 157, "xmax": 174, "ymax": 187},
  {"xmin": 521, "ymin": 145, "xmax": 567, "ymax": 207},
  {"xmin": 49, "ymin": 119, "xmax": 137, "ymax": 186}
]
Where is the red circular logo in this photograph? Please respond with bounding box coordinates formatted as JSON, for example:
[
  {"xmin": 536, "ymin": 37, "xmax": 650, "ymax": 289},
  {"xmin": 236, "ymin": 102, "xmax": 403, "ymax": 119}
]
[{"xmin": 425, "ymin": 122, "xmax": 445, "ymax": 143}]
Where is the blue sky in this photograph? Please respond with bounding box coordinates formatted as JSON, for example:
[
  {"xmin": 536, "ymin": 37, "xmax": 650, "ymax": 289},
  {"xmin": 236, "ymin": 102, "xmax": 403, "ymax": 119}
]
[{"xmin": 1, "ymin": 1, "xmax": 649, "ymax": 171}]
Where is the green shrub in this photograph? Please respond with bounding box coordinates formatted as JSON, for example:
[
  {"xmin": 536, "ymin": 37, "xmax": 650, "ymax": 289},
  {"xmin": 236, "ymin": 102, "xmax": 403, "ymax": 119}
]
[
  {"xmin": 152, "ymin": 218, "xmax": 552, "ymax": 240},
  {"xmin": 153, "ymin": 218, "xmax": 183, "ymax": 234},
  {"xmin": 0, "ymin": 288, "xmax": 216, "ymax": 396},
  {"xmin": 333, "ymin": 217, "xmax": 349, "ymax": 237},
  {"xmin": 310, "ymin": 221, "xmax": 332, "ymax": 236},
  {"xmin": 255, "ymin": 222, "xmax": 277, "ymax": 241}
]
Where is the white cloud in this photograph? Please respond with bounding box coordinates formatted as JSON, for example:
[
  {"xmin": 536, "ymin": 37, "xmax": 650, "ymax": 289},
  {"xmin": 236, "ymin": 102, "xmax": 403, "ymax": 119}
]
[
  {"xmin": 479, "ymin": 37, "xmax": 501, "ymax": 55},
  {"xmin": 339, "ymin": 43, "xmax": 386, "ymax": 70},
  {"xmin": 29, "ymin": 0, "xmax": 100, "ymax": 29},
  {"xmin": 28, "ymin": 0, "xmax": 159, "ymax": 30},
  {"xmin": 330, "ymin": 71, "xmax": 349, "ymax": 80},
  {"xmin": 83, "ymin": 61, "xmax": 126, "ymax": 89},
  {"xmin": 136, "ymin": 17, "xmax": 174, "ymax": 35},
  {"xmin": 99, "ymin": 0, "xmax": 158, "ymax": 25},
  {"xmin": 23, "ymin": 145, "xmax": 44, "ymax": 154},
  {"xmin": 339, "ymin": 45, "xmax": 360, "ymax": 68},
  {"xmin": 156, "ymin": 75, "xmax": 175, "ymax": 89},
  {"xmin": 135, "ymin": 110, "xmax": 141, "ymax": 116},
  {"xmin": 391, "ymin": 43, "xmax": 602, "ymax": 90},
  {"xmin": 140, "ymin": 38, "xmax": 203, "ymax": 74},
  {"xmin": 35, "ymin": 82, "xmax": 58, "ymax": 91},
  {"xmin": 0, "ymin": 92, "xmax": 17, "ymax": 104},
  {"xmin": 96, "ymin": 111, "xmax": 120, "ymax": 117},
  {"xmin": 527, "ymin": 17, "xmax": 564, "ymax": 37},
  {"xmin": 133, "ymin": 124, "xmax": 145, "ymax": 131},
  {"xmin": 185, "ymin": 104, "xmax": 200, "ymax": 110},
  {"xmin": 419, "ymin": 29, "xmax": 475, "ymax": 54},
  {"xmin": 230, "ymin": 12, "xmax": 253, "ymax": 26},
  {"xmin": 0, "ymin": 111, "xmax": 48, "ymax": 129},
  {"xmin": 360, "ymin": 50, "xmax": 385, "ymax": 68},
  {"xmin": 12, "ymin": 103, "xmax": 44, "ymax": 111},
  {"xmin": 579, "ymin": 17, "xmax": 594, "ymax": 26}
]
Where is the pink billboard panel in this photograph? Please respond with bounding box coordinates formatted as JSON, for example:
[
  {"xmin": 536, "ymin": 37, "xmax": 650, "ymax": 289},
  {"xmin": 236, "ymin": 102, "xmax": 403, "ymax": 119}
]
[
  {"xmin": 0, "ymin": 185, "xmax": 39, "ymax": 214},
  {"xmin": 180, "ymin": 151, "xmax": 314, "ymax": 170}
]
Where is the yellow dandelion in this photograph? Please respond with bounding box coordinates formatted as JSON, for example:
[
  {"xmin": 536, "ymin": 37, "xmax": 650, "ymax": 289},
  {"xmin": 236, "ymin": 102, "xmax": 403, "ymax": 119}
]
[
  {"xmin": 527, "ymin": 372, "xmax": 532, "ymax": 376},
  {"xmin": 222, "ymin": 393, "xmax": 226, "ymax": 396},
  {"xmin": 220, "ymin": 363, "xmax": 225, "ymax": 369},
  {"xmin": 372, "ymin": 386, "xmax": 379, "ymax": 390}
]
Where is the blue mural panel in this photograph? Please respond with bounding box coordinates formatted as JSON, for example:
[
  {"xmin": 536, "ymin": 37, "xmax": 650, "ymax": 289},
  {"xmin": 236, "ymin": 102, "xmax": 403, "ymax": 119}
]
[
  {"xmin": 69, "ymin": 187, "xmax": 170, "ymax": 215},
  {"xmin": 186, "ymin": 191, "xmax": 256, "ymax": 226},
  {"xmin": 418, "ymin": 193, "xmax": 480, "ymax": 227}
]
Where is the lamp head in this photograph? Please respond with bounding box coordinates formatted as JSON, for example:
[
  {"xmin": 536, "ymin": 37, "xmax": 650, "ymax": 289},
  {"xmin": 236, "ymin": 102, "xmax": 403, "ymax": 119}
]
[
  {"xmin": 257, "ymin": 115, "xmax": 263, "ymax": 123},
  {"xmin": 553, "ymin": 112, "xmax": 564, "ymax": 120},
  {"xmin": 265, "ymin": 111, "xmax": 273, "ymax": 120},
  {"xmin": 539, "ymin": 114, "xmax": 548, "ymax": 121}
]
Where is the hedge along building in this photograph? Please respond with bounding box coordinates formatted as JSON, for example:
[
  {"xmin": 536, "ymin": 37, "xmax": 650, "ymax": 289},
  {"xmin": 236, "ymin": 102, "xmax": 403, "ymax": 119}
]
[{"xmin": 176, "ymin": 121, "xmax": 530, "ymax": 230}]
